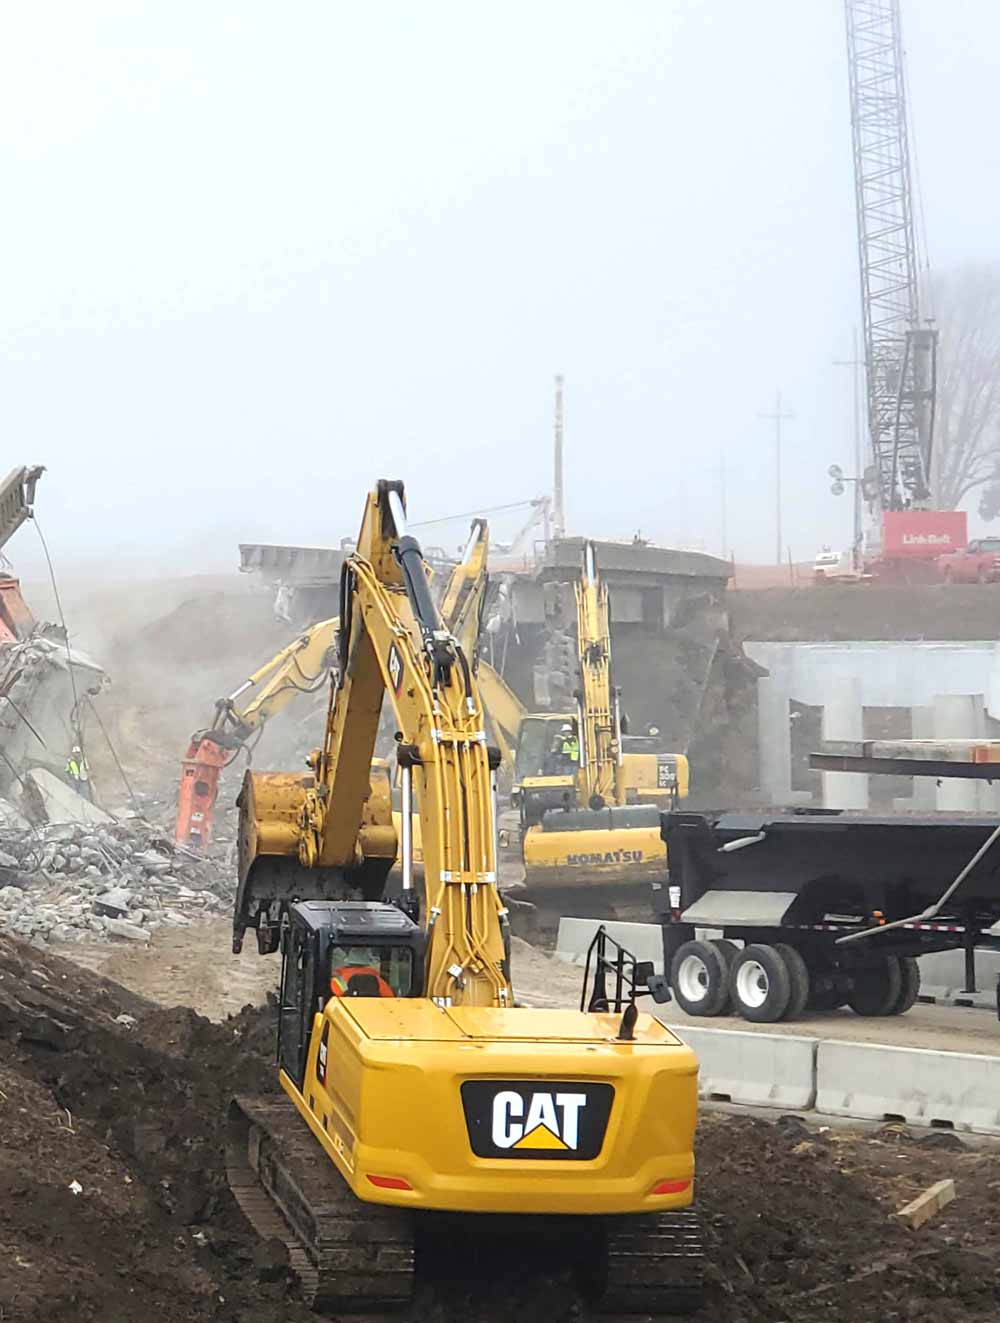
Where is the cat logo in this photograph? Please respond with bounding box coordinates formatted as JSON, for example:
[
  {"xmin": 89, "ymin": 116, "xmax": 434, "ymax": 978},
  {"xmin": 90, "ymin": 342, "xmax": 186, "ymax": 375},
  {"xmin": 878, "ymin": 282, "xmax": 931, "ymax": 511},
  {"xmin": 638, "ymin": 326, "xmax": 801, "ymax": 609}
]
[
  {"xmin": 387, "ymin": 642, "xmax": 404, "ymax": 694},
  {"xmin": 460, "ymin": 1080, "xmax": 613, "ymax": 1160},
  {"xmin": 491, "ymin": 1090, "xmax": 585, "ymax": 1151}
]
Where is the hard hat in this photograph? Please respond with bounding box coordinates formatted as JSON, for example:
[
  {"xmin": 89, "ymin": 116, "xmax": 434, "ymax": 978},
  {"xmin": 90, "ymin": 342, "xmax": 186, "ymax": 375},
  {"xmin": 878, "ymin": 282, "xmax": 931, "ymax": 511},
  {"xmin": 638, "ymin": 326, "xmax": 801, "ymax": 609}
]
[
  {"xmin": 72, "ymin": 744, "xmax": 82, "ymax": 754},
  {"xmin": 560, "ymin": 722, "xmax": 573, "ymax": 734}
]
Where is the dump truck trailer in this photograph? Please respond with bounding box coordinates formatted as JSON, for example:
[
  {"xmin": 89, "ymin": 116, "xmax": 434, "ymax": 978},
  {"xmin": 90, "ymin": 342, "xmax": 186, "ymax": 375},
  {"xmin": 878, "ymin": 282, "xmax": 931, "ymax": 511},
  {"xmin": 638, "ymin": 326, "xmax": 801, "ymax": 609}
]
[{"xmin": 655, "ymin": 804, "xmax": 1000, "ymax": 1024}]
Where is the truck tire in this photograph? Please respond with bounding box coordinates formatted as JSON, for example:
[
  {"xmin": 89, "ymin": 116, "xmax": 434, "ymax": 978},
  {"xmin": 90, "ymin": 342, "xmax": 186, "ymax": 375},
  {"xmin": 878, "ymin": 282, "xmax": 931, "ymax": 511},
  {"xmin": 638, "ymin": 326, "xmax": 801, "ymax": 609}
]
[
  {"xmin": 774, "ymin": 944, "xmax": 810, "ymax": 1020},
  {"xmin": 729, "ymin": 944, "xmax": 792, "ymax": 1023},
  {"xmin": 670, "ymin": 940, "xmax": 730, "ymax": 1017},
  {"xmin": 846, "ymin": 957, "xmax": 902, "ymax": 1016},
  {"xmin": 888, "ymin": 956, "xmax": 920, "ymax": 1015},
  {"xmin": 808, "ymin": 973, "xmax": 847, "ymax": 1012},
  {"xmin": 709, "ymin": 938, "xmax": 740, "ymax": 970}
]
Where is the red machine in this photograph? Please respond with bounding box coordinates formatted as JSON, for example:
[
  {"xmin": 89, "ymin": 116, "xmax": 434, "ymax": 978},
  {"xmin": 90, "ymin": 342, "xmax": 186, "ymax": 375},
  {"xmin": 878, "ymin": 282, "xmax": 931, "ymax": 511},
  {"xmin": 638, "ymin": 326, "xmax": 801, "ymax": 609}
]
[
  {"xmin": 176, "ymin": 734, "xmax": 234, "ymax": 851},
  {"xmin": 936, "ymin": 534, "xmax": 1000, "ymax": 584}
]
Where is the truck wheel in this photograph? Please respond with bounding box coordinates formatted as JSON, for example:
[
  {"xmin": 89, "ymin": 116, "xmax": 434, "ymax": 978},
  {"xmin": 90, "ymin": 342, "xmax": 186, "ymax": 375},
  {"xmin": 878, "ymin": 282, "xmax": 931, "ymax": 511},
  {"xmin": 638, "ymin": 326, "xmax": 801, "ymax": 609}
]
[
  {"xmin": 888, "ymin": 956, "xmax": 921, "ymax": 1015},
  {"xmin": 774, "ymin": 944, "xmax": 810, "ymax": 1019},
  {"xmin": 670, "ymin": 940, "xmax": 731, "ymax": 1017},
  {"xmin": 808, "ymin": 973, "xmax": 847, "ymax": 1012},
  {"xmin": 709, "ymin": 938, "xmax": 740, "ymax": 969},
  {"xmin": 729, "ymin": 944, "xmax": 792, "ymax": 1023},
  {"xmin": 846, "ymin": 957, "xmax": 902, "ymax": 1016}
]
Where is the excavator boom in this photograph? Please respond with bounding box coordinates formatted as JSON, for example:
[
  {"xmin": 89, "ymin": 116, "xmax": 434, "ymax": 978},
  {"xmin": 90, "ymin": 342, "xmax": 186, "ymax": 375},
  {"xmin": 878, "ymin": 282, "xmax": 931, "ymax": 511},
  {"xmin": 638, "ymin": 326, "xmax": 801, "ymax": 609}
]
[{"xmin": 175, "ymin": 619, "xmax": 338, "ymax": 850}]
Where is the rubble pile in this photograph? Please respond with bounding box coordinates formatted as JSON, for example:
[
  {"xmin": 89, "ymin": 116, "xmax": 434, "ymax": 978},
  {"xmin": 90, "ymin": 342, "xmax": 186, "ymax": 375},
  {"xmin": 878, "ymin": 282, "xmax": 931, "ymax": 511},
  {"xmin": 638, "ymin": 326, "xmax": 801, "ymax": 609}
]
[{"xmin": 0, "ymin": 818, "xmax": 232, "ymax": 946}]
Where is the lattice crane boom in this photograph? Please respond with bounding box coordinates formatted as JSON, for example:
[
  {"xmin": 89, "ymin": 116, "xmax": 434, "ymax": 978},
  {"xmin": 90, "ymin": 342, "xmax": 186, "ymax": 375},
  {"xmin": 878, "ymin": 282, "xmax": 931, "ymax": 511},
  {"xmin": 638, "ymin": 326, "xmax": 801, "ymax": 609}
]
[{"xmin": 845, "ymin": 0, "xmax": 937, "ymax": 513}]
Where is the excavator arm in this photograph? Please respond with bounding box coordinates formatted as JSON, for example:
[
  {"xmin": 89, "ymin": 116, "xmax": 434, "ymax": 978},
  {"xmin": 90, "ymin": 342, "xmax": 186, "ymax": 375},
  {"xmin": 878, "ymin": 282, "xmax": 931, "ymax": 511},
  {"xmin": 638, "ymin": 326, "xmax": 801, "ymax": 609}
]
[
  {"xmin": 235, "ymin": 482, "xmax": 511, "ymax": 1005},
  {"xmin": 178, "ymin": 520, "xmax": 497, "ymax": 855},
  {"xmin": 574, "ymin": 540, "xmax": 621, "ymax": 808},
  {"xmin": 437, "ymin": 517, "xmax": 489, "ymax": 660},
  {"xmin": 175, "ymin": 620, "xmax": 337, "ymax": 849}
]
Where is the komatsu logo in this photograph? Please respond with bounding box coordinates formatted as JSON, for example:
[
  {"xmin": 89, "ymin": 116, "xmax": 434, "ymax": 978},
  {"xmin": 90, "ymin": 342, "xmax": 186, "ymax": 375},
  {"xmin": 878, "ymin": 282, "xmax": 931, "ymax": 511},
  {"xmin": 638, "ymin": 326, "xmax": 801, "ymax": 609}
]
[
  {"xmin": 491, "ymin": 1090, "xmax": 586, "ymax": 1151},
  {"xmin": 566, "ymin": 849, "xmax": 645, "ymax": 866},
  {"xmin": 461, "ymin": 1079, "xmax": 613, "ymax": 1160}
]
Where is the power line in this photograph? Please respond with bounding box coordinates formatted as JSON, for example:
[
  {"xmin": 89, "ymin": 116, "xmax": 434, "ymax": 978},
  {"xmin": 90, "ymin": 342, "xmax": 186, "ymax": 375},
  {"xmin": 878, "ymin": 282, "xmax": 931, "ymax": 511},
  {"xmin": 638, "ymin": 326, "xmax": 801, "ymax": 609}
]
[{"xmin": 410, "ymin": 498, "xmax": 542, "ymax": 530}]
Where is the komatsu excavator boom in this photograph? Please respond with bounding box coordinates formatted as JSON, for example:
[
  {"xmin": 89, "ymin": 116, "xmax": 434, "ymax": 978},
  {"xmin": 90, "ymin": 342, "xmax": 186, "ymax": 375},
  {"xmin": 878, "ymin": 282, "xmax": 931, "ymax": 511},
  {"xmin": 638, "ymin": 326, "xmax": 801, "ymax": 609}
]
[{"xmin": 227, "ymin": 481, "xmax": 702, "ymax": 1314}]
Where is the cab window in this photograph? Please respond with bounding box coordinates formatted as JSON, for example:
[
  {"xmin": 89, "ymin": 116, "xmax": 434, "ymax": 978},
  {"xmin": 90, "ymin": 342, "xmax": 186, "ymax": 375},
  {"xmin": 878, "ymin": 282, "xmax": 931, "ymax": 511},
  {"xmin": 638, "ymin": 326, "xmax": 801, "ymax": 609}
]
[{"xmin": 328, "ymin": 943, "xmax": 414, "ymax": 998}]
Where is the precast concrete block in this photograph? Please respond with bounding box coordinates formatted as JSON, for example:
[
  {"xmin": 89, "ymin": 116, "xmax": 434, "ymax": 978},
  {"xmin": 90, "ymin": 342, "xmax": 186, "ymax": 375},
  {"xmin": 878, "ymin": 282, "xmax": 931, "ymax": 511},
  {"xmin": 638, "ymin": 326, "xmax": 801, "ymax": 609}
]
[
  {"xmin": 554, "ymin": 918, "xmax": 664, "ymax": 972},
  {"xmin": 917, "ymin": 950, "xmax": 1000, "ymax": 1009},
  {"xmin": 671, "ymin": 1026, "xmax": 817, "ymax": 1110},
  {"xmin": 816, "ymin": 1039, "xmax": 1000, "ymax": 1134}
]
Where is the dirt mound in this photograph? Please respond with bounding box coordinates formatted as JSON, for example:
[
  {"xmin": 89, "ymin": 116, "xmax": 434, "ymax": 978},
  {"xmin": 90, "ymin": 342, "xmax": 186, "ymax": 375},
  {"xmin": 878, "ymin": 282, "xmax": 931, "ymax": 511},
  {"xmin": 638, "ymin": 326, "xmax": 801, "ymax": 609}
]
[
  {"xmin": 698, "ymin": 1112, "xmax": 1000, "ymax": 1320},
  {"xmin": 0, "ymin": 932, "xmax": 303, "ymax": 1323},
  {"xmin": 2, "ymin": 930, "xmax": 999, "ymax": 1322}
]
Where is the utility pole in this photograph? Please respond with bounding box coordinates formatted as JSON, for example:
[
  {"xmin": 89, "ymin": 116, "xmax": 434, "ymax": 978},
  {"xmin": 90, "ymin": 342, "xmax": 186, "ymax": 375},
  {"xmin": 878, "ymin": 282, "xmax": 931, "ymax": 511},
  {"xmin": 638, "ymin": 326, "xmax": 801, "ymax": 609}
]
[
  {"xmin": 758, "ymin": 389, "xmax": 794, "ymax": 565},
  {"xmin": 553, "ymin": 374, "xmax": 566, "ymax": 540},
  {"xmin": 834, "ymin": 327, "xmax": 865, "ymax": 564}
]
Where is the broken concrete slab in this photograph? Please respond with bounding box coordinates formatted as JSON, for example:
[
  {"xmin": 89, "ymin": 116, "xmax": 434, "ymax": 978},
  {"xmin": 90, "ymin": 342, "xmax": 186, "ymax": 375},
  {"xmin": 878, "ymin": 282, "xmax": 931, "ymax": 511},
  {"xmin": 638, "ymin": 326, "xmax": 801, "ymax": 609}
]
[
  {"xmin": 105, "ymin": 918, "xmax": 151, "ymax": 943},
  {"xmin": 93, "ymin": 888, "xmax": 132, "ymax": 919},
  {"xmin": 24, "ymin": 768, "xmax": 114, "ymax": 827}
]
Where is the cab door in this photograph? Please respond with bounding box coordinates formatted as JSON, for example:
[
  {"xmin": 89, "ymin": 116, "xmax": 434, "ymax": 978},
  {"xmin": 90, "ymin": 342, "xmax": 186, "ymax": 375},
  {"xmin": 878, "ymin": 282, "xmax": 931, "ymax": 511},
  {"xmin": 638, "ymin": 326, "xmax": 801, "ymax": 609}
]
[{"xmin": 277, "ymin": 920, "xmax": 318, "ymax": 1087}]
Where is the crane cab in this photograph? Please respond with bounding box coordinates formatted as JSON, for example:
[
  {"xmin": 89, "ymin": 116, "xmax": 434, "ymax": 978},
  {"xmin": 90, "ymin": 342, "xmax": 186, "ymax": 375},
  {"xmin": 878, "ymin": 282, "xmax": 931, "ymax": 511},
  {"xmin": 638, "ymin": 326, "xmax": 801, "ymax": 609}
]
[{"xmin": 277, "ymin": 900, "xmax": 425, "ymax": 1088}]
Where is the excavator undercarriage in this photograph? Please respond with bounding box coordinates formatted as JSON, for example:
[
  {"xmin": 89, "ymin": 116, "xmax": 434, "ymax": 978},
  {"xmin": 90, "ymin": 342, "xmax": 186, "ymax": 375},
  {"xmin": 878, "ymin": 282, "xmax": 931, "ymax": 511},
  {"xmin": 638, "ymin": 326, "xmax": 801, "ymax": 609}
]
[{"xmin": 227, "ymin": 1092, "xmax": 703, "ymax": 1314}]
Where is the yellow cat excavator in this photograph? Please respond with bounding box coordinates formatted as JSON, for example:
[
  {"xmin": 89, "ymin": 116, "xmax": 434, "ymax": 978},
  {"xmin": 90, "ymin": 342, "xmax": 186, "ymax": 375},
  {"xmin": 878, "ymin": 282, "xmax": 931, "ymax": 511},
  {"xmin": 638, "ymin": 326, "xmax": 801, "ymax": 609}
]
[{"xmin": 227, "ymin": 481, "xmax": 701, "ymax": 1314}]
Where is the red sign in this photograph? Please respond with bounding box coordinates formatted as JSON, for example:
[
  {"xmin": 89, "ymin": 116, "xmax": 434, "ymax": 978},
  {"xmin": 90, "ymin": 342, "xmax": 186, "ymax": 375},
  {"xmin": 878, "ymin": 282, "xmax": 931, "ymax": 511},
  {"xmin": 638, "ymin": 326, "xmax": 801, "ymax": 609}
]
[{"xmin": 881, "ymin": 510, "xmax": 968, "ymax": 560}]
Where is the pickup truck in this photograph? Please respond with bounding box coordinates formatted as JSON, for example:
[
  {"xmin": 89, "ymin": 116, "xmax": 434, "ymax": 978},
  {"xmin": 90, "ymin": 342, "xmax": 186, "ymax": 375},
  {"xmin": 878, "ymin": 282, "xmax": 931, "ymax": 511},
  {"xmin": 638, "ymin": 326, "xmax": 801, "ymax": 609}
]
[{"xmin": 936, "ymin": 538, "xmax": 1000, "ymax": 583}]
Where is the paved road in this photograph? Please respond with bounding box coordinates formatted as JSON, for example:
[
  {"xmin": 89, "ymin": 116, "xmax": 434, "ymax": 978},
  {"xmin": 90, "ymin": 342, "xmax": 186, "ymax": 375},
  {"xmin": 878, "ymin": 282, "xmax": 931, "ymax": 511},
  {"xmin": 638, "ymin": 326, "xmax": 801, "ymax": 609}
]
[{"xmin": 649, "ymin": 997, "xmax": 1000, "ymax": 1056}]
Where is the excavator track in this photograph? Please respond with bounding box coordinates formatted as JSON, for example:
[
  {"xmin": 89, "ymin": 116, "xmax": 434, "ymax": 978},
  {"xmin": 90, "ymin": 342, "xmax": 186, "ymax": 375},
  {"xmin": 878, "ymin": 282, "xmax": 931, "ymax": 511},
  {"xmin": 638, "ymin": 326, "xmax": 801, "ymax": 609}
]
[
  {"xmin": 226, "ymin": 1096, "xmax": 415, "ymax": 1313},
  {"xmin": 596, "ymin": 1209, "xmax": 704, "ymax": 1315}
]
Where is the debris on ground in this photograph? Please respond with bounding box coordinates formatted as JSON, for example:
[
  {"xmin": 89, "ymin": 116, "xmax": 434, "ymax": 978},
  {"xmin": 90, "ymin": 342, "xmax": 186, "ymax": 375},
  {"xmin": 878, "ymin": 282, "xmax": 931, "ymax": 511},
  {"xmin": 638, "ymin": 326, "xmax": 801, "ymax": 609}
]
[
  {"xmin": 0, "ymin": 817, "xmax": 231, "ymax": 946},
  {"xmin": 895, "ymin": 1177, "xmax": 958, "ymax": 1230}
]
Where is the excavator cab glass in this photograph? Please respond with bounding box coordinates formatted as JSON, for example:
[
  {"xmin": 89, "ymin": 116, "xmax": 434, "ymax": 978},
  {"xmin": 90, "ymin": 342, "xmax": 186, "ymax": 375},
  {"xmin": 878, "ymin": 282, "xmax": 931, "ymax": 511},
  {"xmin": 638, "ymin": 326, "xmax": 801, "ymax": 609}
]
[
  {"xmin": 329, "ymin": 944, "xmax": 414, "ymax": 997},
  {"xmin": 278, "ymin": 900, "xmax": 425, "ymax": 1087}
]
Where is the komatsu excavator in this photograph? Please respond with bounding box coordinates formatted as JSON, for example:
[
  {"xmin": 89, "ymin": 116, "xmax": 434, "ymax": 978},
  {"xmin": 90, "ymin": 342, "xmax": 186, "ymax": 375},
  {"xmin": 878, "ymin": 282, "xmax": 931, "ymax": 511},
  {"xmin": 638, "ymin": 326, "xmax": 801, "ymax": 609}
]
[
  {"xmin": 473, "ymin": 541, "xmax": 687, "ymax": 919},
  {"xmin": 227, "ymin": 481, "xmax": 702, "ymax": 1314},
  {"xmin": 514, "ymin": 542, "xmax": 687, "ymax": 911}
]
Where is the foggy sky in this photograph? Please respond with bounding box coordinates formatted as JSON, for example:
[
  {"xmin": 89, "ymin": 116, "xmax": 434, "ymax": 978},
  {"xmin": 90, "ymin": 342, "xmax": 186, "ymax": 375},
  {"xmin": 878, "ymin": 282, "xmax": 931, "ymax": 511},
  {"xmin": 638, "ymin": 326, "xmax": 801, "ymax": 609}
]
[{"xmin": 3, "ymin": 0, "xmax": 998, "ymax": 579}]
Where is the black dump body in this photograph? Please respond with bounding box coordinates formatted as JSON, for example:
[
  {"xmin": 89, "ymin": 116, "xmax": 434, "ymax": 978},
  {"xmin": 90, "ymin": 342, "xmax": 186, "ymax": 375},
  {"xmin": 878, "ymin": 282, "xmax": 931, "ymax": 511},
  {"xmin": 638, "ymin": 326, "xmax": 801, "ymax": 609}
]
[{"xmin": 660, "ymin": 810, "xmax": 1000, "ymax": 930}]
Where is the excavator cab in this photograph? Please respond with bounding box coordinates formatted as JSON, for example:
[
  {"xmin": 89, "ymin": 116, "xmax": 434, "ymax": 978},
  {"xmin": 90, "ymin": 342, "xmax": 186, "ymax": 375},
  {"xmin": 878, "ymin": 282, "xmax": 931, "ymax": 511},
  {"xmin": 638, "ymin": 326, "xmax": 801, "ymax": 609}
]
[{"xmin": 277, "ymin": 900, "xmax": 425, "ymax": 1088}]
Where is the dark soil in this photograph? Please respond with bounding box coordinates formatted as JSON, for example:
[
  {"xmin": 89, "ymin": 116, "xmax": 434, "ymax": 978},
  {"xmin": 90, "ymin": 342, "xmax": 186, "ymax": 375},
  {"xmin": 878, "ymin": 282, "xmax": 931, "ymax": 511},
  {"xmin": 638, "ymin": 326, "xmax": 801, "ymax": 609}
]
[{"xmin": 1, "ymin": 931, "xmax": 998, "ymax": 1322}]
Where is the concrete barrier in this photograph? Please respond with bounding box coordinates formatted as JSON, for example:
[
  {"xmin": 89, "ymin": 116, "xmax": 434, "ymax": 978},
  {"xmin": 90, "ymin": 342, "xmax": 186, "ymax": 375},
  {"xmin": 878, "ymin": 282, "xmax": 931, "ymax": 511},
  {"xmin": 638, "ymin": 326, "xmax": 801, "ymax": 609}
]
[
  {"xmin": 554, "ymin": 918, "xmax": 664, "ymax": 972},
  {"xmin": 816, "ymin": 1039, "xmax": 1000, "ymax": 1134},
  {"xmin": 917, "ymin": 950, "xmax": 1000, "ymax": 1010},
  {"xmin": 672, "ymin": 1026, "xmax": 817, "ymax": 1110}
]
